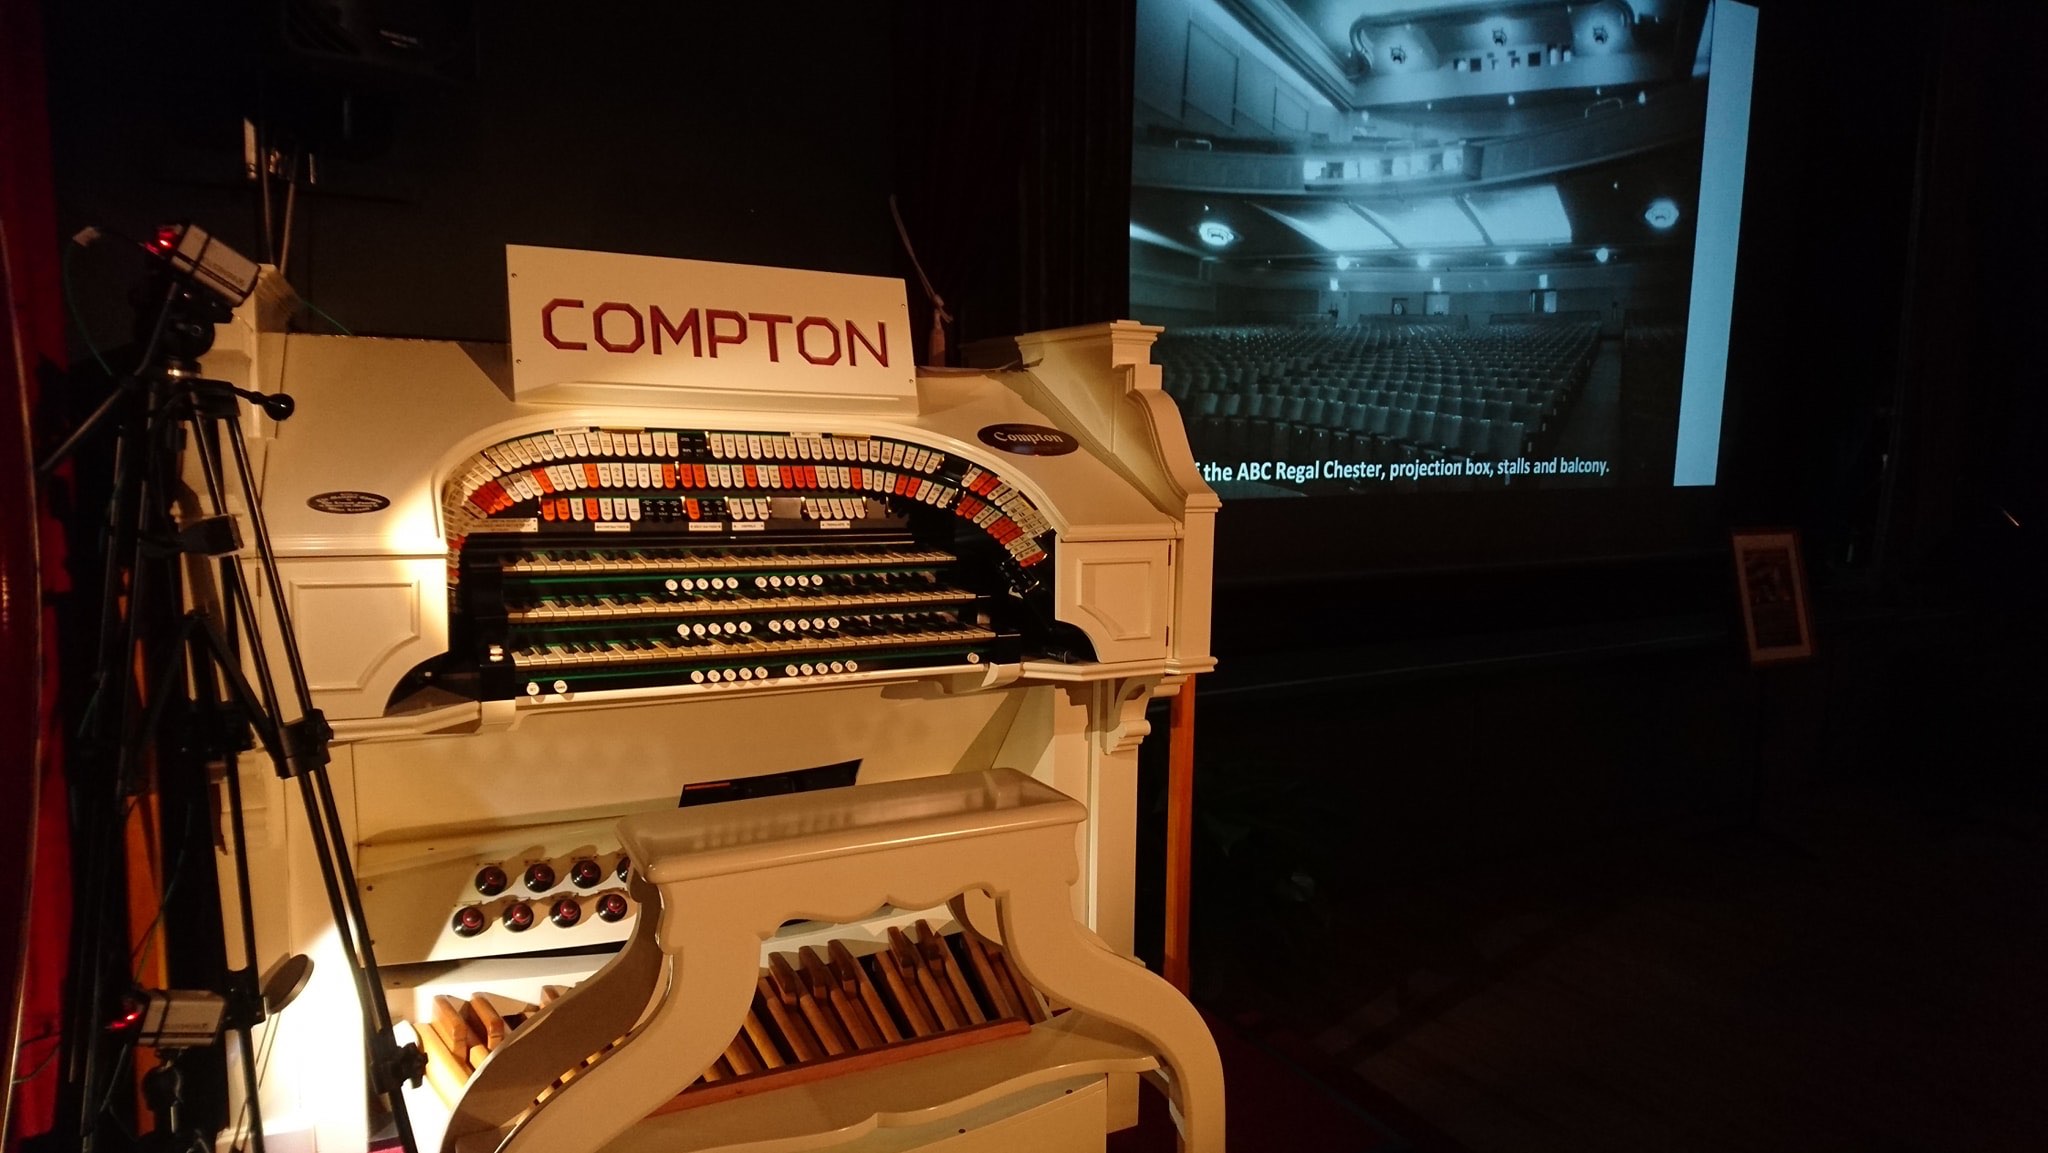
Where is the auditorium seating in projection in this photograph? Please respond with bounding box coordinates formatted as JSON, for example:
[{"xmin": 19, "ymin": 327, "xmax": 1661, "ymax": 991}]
[
  {"xmin": 1131, "ymin": 0, "xmax": 1736, "ymax": 493},
  {"xmin": 1159, "ymin": 318, "xmax": 1596, "ymax": 489}
]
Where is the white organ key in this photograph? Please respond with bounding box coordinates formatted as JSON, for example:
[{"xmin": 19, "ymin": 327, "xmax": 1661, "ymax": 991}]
[
  {"xmin": 627, "ymin": 498, "xmax": 642, "ymax": 521},
  {"xmin": 746, "ymin": 434, "xmax": 762, "ymax": 458},
  {"xmin": 637, "ymin": 431, "xmax": 652, "ymax": 456},
  {"xmin": 570, "ymin": 498, "xmax": 586, "ymax": 521}
]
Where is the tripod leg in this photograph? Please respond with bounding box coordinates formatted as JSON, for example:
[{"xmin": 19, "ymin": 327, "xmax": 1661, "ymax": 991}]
[{"xmin": 181, "ymin": 618, "xmax": 268, "ymax": 1153}]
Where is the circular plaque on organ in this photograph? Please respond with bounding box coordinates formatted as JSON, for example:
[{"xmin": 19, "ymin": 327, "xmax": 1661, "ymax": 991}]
[
  {"xmin": 977, "ymin": 423, "xmax": 1078, "ymax": 456},
  {"xmin": 306, "ymin": 490, "xmax": 392, "ymax": 514}
]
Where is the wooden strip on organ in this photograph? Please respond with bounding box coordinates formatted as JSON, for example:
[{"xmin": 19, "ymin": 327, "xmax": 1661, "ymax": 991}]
[{"xmin": 407, "ymin": 921, "xmax": 1051, "ymax": 1115}]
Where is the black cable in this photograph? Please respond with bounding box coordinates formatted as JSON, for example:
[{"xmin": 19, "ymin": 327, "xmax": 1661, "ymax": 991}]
[
  {"xmin": 11, "ymin": 1030, "xmax": 62, "ymax": 1086},
  {"xmin": 81, "ymin": 1035, "xmax": 135, "ymax": 1142},
  {"xmin": 128, "ymin": 801, "xmax": 198, "ymax": 976}
]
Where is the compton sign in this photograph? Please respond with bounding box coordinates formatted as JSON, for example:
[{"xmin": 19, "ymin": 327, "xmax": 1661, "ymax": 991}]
[{"xmin": 506, "ymin": 245, "xmax": 915, "ymax": 403}]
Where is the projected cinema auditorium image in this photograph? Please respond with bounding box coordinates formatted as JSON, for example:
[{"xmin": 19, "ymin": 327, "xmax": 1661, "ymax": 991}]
[{"xmin": 1132, "ymin": 0, "xmax": 1753, "ymax": 497}]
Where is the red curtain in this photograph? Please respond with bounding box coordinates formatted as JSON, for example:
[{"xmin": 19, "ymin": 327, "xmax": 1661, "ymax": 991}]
[{"xmin": 1, "ymin": 0, "xmax": 72, "ymax": 1143}]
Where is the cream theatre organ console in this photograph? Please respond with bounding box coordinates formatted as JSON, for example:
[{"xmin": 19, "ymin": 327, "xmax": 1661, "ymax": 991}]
[{"xmin": 202, "ymin": 251, "xmax": 1219, "ymax": 1153}]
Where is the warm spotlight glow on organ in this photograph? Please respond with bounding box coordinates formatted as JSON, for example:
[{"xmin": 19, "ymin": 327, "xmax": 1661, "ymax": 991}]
[{"xmin": 196, "ymin": 241, "xmax": 1225, "ymax": 1149}]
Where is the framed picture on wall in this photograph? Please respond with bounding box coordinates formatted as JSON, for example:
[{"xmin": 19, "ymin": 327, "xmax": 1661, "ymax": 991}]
[{"xmin": 1731, "ymin": 529, "xmax": 1815, "ymax": 664}]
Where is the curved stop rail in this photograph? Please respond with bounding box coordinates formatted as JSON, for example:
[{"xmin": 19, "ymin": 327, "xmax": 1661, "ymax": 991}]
[{"xmin": 437, "ymin": 769, "xmax": 1223, "ymax": 1153}]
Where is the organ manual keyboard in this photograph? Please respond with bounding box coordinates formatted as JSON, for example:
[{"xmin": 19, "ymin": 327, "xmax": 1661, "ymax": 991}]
[{"xmin": 199, "ymin": 249, "xmax": 1219, "ymax": 1152}]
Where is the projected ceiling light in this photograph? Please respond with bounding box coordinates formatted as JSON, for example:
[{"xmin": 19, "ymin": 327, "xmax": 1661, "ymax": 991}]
[
  {"xmin": 1507, "ymin": 94, "xmax": 1517, "ymax": 106},
  {"xmin": 1197, "ymin": 221, "xmax": 1237, "ymax": 247},
  {"xmin": 1503, "ymin": 251, "xmax": 1522, "ymax": 265},
  {"xmin": 1255, "ymin": 202, "xmax": 1398, "ymax": 251},
  {"xmin": 1329, "ymin": 277, "xmax": 1342, "ymax": 291},
  {"xmin": 1416, "ymin": 253, "xmax": 1433, "ymax": 269},
  {"xmin": 1464, "ymin": 185, "xmax": 1573, "ymax": 245},
  {"xmin": 1390, "ymin": 45, "xmax": 1406, "ymax": 64},
  {"xmin": 1335, "ymin": 255, "xmax": 1354, "ymax": 270},
  {"xmin": 1593, "ymin": 24, "xmax": 1608, "ymax": 44},
  {"xmin": 1643, "ymin": 198, "xmax": 1681, "ymax": 229},
  {"xmin": 1637, "ymin": 90, "xmax": 1648, "ymax": 105},
  {"xmin": 1595, "ymin": 246, "xmax": 1613, "ymax": 263},
  {"xmin": 1493, "ymin": 27, "xmax": 1507, "ymax": 44}
]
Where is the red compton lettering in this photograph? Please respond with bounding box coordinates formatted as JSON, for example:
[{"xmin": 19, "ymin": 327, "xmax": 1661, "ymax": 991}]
[{"xmin": 540, "ymin": 300, "xmax": 887, "ymax": 367}]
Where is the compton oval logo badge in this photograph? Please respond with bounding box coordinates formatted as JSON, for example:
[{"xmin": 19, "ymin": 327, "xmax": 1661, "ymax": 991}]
[
  {"xmin": 307, "ymin": 491, "xmax": 391, "ymax": 515},
  {"xmin": 976, "ymin": 423, "xmax": 1078, "ymax": 457}
]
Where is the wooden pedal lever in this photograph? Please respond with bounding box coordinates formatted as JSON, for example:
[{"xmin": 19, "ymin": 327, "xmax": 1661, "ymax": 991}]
[
  {"xmin": 799, "ymin": 947, "xmax": 882, "ymax": 1049},
  {"xmin": 769, "ymin": 952, "xmax": 850, "ymax": 1056},
  {"xmin": 915, "ymin": 921, "xmax": 986, "ymax": 1025},
  {"xmin": 888, "ymin": 926, "xmax": 964, "ymax": 1030},
  {"xmin": 829, "ymin": 940, "xmax": 904, "ymax": 1043}
]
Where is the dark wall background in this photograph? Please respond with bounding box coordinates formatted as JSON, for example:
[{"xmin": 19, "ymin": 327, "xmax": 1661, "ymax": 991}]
[
  {"xmin": 46, "ymin": 0, "xmax": 1131, "ymax": 349},
  {"xmin": 38, "ymin": 0, "xmax": 2047, "ymax": 988}
]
